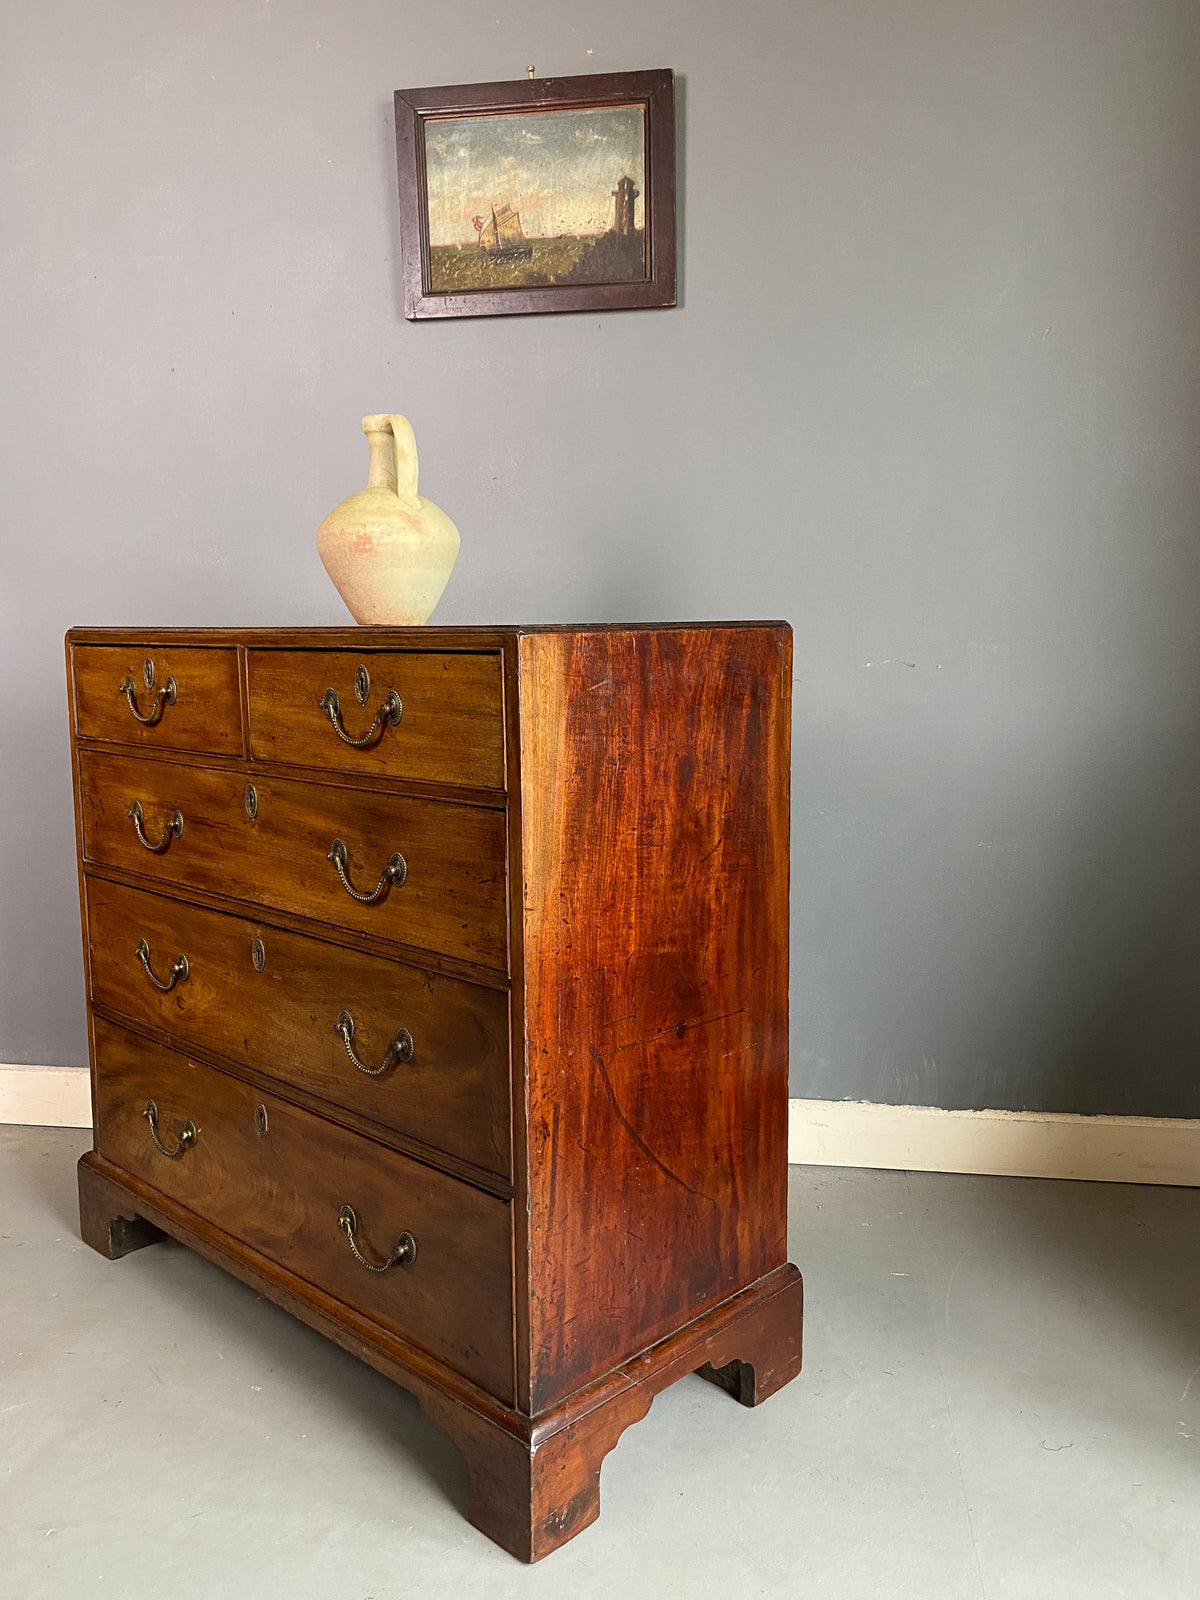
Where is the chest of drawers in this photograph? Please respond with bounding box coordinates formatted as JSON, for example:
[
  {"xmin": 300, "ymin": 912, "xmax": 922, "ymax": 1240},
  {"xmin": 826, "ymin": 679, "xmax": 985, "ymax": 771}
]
[{"xmin": 69, "ymin": 623, "xmax": 803, "ymax": 1561}]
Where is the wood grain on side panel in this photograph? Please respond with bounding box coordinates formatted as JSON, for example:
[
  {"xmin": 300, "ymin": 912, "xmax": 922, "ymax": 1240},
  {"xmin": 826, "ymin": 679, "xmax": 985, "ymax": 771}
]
[{"xmin": 517, "ymin": 627, "xmax": 792, "ymax": 1412}]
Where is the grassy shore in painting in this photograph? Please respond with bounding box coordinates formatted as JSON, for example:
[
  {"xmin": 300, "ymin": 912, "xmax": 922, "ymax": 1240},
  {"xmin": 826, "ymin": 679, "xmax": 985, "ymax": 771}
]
[
  {"xmin": 429, "ymin": 229, "xmax": 645, "ymax": 292},
  {"xmin": 424, "ymin": 105, "xmax": 648, "ymax": 293}
]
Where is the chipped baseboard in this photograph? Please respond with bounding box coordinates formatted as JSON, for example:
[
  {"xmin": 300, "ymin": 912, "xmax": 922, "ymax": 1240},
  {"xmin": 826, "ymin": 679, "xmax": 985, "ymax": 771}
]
[
  {"xmin": 0, "ymin": 1064, "xmax": 92, "ymax": 1129},
  {"xmin": 789, "ymin": 1098, "xmax": 1200, "ymax": 1187}
]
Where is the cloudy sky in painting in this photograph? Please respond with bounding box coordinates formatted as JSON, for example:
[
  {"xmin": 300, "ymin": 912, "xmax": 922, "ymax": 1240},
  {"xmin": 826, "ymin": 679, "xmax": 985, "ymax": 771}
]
[{"xmin": 424, "ymin": 106, "xmax": 645, "ymax": 245}]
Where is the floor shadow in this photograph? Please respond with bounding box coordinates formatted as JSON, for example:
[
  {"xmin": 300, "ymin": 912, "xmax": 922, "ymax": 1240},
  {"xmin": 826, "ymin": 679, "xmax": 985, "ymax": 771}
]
[
  {"xmin": 11, "ymin": 1128, "xmax": 468, "ymax": 1517},
  {"xmin": 161, "ymin": 1248, "xmax": 471, "ymax": 1517},
  {"xmin": 145, "ymin": 1237, "xmax": 466, "ymax": 1516}
]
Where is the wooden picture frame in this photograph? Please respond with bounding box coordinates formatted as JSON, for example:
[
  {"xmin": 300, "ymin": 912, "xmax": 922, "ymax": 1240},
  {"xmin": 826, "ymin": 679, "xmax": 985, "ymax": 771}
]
[{"xmin": 394, "ymin": 69, "xmax": 676, "ymax": 320}]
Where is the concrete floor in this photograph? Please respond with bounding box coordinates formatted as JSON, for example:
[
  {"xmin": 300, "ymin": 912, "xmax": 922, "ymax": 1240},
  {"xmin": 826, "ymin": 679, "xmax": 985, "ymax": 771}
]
[{"xmin": 3, "ymin": 1128, "xmax": 1198, "ymax": 1598}]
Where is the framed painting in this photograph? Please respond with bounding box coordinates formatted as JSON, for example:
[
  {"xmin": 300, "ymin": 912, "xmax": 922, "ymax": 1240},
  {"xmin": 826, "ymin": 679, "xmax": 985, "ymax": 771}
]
[{"xmin": 394, "ymin": 69, "xmax": 676, "ymax": 320}]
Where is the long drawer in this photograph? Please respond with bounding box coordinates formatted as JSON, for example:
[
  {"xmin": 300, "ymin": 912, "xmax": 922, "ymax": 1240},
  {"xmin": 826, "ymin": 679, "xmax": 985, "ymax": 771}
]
[
  {"xmin": 86, "ymin": 879, "xmax": 511, "ymax": 1178},
  {"xmin": 78, "ymin": 749, "xmax": 508, "ymax": 970},
  {"xmin": 92, "ymin": 1019, "xmax": 515, "ymax": 1402},
  {"xmin": 246, "ymin": 649, "xmax": 505, "ymax": 789},
  {"xmin": 73, "ymin": 644, "xmax": 242, "ymax": 755}
]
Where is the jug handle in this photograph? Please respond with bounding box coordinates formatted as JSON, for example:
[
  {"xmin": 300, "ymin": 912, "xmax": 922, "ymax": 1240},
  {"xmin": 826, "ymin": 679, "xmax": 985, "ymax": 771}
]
[{"xmin": 362, "ymin": 414, "xmax": 418, "ymax": 500}]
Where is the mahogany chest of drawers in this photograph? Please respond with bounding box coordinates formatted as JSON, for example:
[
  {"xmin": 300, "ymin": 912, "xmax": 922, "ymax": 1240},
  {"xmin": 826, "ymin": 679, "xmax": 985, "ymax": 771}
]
[{"xmin": 68, "ymin": 623, "xmax": 803, "ymax": 1560}]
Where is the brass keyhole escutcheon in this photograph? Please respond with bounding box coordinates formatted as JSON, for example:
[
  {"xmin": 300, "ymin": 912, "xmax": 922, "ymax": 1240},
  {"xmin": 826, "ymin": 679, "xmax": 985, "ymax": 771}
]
[
  {"xmin": 251, "ymin": 936, "xmax": 266, "ymax": 973},
  {"xmin": 354, "ymin": 663, "xmax": 370, "ymax": 705},
  {"xmin": 255, "ymin": 1103, "xmax": 269, "ymax": 1137},
  {"xmin": 245, "ymin": 782, "xmax": 258, "ymax": 820},
  {"xmin": 143, "ymin": 657, "xmax": 155, "ymax": 689}
]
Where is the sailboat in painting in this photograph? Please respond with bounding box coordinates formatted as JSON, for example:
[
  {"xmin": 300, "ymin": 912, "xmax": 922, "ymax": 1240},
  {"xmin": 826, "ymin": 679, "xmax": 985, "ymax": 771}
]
[{"xmin": 478, "ymin": 203, "xmax": 533, "ymax": 263}]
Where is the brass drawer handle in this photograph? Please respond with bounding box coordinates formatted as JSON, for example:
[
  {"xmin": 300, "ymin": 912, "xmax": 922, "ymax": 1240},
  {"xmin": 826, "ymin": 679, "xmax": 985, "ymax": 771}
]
[
  {"xmin": 318, "ymin": 686, "xmax": 403, "ymax": 749},
  {"xmin": 143, "ymin": 1099, "xmax": 196, "ymax": 1159},
  {"xmin": 127, "ymin": 799, "xmax": 184, "ymax": 853},
  {"xmin": 335, "ymin": 1010, "xmax": 414, "ymax": 1076},
  {"xmin": 326, "ymin": 838, "xmax": 407, "ymax": 904},
  {"xmin": 119, "ymin": 673, "xmax": 177, "ymax": 725},
  {"xmin": 337, "ymin": 1205, "xmax": 416, "ymax": 1273},
  {"xmin": 134, "ymin": 937, "xmax": 189, "ymax": 993}
]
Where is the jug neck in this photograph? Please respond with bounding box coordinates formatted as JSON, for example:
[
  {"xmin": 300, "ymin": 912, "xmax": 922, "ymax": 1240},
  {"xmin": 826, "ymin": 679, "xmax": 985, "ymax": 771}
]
[
  {"xmin": 362, "ymin": 414, "xmax": 419, "ymax": 499},
  {"xmin": 365, "ymin": 426, "xmax": 398, "ymax": 491}
]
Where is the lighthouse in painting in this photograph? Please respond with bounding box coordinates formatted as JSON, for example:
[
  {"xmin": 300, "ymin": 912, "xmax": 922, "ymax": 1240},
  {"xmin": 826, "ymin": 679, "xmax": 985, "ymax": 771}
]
[{"xmin": 612, "ymin": 175, "xmax": 639, "ymax": 236}]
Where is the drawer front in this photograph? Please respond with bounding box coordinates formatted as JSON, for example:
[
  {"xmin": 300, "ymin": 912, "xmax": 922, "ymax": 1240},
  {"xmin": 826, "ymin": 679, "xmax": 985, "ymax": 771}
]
[
  {"xmin": 85, "ymin": 879, "xmax": 511, "ymax": 1177},
  {"xmin": 86, "ymin": 876, "xmax": 512, "ymax": 1177},
  {"xmin": 78, "ymin": 749, "xmax": 508, "ymax": 970},
  {"xmin": 73, "ymin": 645, "xmax": 242, "ymax": 755},
  {"xmin": 246, "ymin": 650, "xmax": 505, "ymax": 789},
  {"xmin": 93, "ymin": 1019, "xmax": 515, "ymax": 1402}
]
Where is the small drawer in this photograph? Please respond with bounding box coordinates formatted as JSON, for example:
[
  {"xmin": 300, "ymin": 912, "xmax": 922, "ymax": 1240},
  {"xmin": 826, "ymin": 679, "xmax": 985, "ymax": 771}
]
[
  {"xmin": 246, "ymin": 650, "xmax": 504, "ymax": 789},
  {"xmin": 86, "ymin": 879, "xmax": 511, "ymax": 1178},
  {"xmin": 92, "ymin": 1019, "xmax": 514, "ymax": 1401},
  {"xmin": 77, "ymin": 749, "xmax": 508, "ymax": 970},
  {"xmin": 73, "ymin": 645, "xmax": 242, "ymax": 756}
]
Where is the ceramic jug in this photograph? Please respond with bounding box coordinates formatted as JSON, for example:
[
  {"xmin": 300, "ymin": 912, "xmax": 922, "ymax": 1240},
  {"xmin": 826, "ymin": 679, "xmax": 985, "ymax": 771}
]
[{"xmin": 316, "ymin": 414, "xmax": 460, "ymax": 625}]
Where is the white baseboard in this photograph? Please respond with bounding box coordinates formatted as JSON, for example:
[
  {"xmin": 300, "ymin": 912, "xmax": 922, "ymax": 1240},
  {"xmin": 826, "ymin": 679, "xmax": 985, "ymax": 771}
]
[
  {"xmin": 789, "ymin": 1098, "xmax": 1200, "ymax": 1187},
  {"xmin": 3, "ymin": 1071, "xmax": 1197, "ymax": 1186},
  {"xmin": 0, "ymin": 1065, "xmax": 92, "ymax": 1129}
]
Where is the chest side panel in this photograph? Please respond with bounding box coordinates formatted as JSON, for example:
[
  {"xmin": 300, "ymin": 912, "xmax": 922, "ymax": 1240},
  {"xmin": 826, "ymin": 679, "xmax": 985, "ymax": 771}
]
[{"xmin": 518, "ymin": 626, "xmax": 792, "ymax": 1413}]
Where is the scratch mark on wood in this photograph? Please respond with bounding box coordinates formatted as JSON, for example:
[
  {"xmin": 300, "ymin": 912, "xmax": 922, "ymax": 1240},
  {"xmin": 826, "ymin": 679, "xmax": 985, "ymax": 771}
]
[
  {"xmin": 592, "ymin": 1009, "xmax": 747, "ymax": 1061},
  {"xmin": 588, "ymin": 1044, "xmax": 716, "ymax": 1205}
]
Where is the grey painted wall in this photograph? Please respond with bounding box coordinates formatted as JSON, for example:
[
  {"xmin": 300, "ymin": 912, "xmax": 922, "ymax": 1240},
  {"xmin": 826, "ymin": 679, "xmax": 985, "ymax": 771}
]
[{"xmin": 3, "ymin": 1, "xmax": 1199, "ymax": 1115}]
